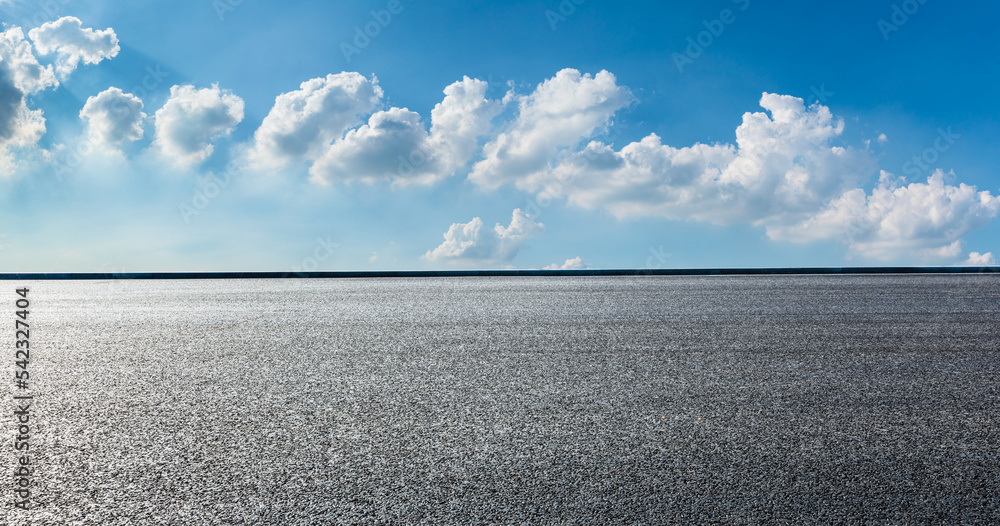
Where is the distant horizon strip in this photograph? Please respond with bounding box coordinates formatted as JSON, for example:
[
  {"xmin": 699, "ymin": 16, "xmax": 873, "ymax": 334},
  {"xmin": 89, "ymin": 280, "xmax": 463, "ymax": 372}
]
[{"xmin": 0, "ymin": 267, "xmax": 998, "ymax": 280}]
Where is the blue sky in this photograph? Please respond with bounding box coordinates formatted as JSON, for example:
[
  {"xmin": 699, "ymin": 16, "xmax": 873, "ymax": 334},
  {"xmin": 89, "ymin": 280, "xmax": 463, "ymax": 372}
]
[{"xmin": 1, "ymin": 0, "xmax": 998, "ymax": 271}]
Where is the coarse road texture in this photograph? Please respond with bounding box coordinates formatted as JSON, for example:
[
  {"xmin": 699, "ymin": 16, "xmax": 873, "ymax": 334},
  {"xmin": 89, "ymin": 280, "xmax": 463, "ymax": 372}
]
[{"xmin": 7, "ymin": 276, "xmax": 1000, "ymax": 524}]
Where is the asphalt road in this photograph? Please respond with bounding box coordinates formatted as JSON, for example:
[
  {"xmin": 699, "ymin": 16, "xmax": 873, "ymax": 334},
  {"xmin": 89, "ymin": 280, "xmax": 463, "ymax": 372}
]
[{"xmin": 7, "ymin": 275, "xmax": 1000, "ymax": 524}]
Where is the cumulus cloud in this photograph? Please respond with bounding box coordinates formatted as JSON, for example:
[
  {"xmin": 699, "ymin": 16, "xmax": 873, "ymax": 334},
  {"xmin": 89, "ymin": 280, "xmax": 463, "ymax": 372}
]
[
  {"xmin": 0, "ymin": 62, "xmax": 44, "ymax": 149},
  {"xmin": 0, "ymin": 20, "xmax": 121, "ymax": 175},
  {"xmin": 250, "ymin": 72, "xmax": 382, "ymax": 167},
  {"xmin": 462, "ymin": 85, "xmax": 1000, "ymax": 262},
  {"xmin": 428, "ymin": 76, "xmax": 503, "ymax": 174},
  {"xmin": 469, "ymin": 68, "xmax": 634, "ymax": 189},
  {"xmin": 769, "ymin": 170, "xmax": 1000, "ymax": 262},
  {"xmin": 28, "ymin": 17, "xmax": 119, "ymax": 77},
  {"xmin": 0, "ymin": 27, "xmax": 57, "ymax": 94},
  {"xmin": 79, "ymin": 87, "xmax": 145, "ymax": 146},
  {"xmin": 524, "ymin": 93, "xmax": 874, "ymax": 228},
  {"xmin": 0, "ymin": 28, "xmax": 55, "ymax": 175},
  {"xmin": 544, "ymin": 256, "xmax": 588, "ymax": 270},
  {"xmin": 424, "ymin": 209, "xmax": 543, "ymax": 262},
  {"xmin": 959, "ymin": 252, "xmax": 996, "ymax": 266},
  {"xmin": 309, "ymin": 76, "xmax": 500, "ymax": 185},
  {"xmin": 310, "ymin": 107, "xmax": 431, "ymax": 185},
  {"xmin": 153, "ymin": 84, "xmax": 244, "ymax": 166}
]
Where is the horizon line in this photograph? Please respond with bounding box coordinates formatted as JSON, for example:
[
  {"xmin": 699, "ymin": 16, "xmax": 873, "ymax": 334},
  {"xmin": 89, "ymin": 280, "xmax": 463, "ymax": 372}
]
[{"xmin": 0, "ymin": 267, "xmax": 998, "ymax": 280}]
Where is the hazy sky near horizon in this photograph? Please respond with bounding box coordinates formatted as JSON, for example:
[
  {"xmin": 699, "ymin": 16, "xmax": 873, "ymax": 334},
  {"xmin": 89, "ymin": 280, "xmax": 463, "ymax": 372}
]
[{"xmin": 1, "ymin": 0, "xmax": 998, "ymax": 271}]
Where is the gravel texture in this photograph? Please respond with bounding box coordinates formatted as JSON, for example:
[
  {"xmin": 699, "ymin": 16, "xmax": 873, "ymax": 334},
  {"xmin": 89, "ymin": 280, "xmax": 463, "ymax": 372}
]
[{"xmin": 6, "ymin": 275, "xmax": 1000, "ymax": 524}]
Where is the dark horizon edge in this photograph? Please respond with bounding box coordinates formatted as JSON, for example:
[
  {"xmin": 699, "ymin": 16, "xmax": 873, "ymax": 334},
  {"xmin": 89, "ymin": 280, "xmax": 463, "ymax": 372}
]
[{"xmin": 0, "ymin": 267, "xmax": 998, "ymax": 280}]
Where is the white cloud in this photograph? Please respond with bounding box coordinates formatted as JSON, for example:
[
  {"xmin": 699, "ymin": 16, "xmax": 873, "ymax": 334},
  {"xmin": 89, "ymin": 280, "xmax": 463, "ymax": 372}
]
[
  {"xmin": 463, "ymin": 86, "xmax": 999, "ymax": 262},
  {"xmin": 309, "ymin": 107, "xmax": 430, "ymax": 184},
  {"xmin": 424, "ymin": 209, "xmax": 543, "ymax": 262},
  {"xmin": 0, "ymin": 19, "xmax": 120, "ymax": 175},
  {"xmin": 250, "ymin": 72, "xmax": 382, "ymax": 167},
  {"xmin": 0, "ymin": 27, "xmax": 57, "ymax": 94},
  {"xmin": 153, "ymin": 84, "xmax": 245, "ymax": 166},
  {"xmin": 79, "ymin": 87, "xmax": 145, "ymax": 146},
  {"xmin": 959, "ymin": 252, "xmax": 996, "ymax": 266},
  {"xmin": 0, "ymin": 64, "xmax": 44, "ymax": 149},
  {"xmin": 28, "ymin": 17, "xmax": 119, "ymax": 77},
  {"xmin": 769, "ymin": 170, "xmax": 1000, "ymax": 261},
  {"xmin": 310, "ymin": 76, "xmax": 500, "ymax": 186},
  {"xmin": 0, "ymin": 28, "xmax": 54, "ymax": 175},
  {"xmin": 525, "ymin": 93, "xmax": 874, "ymax": 228},
  {"xmin": 469, "ymin": 68, "xmax": 634, "ymax": 189},
  {"xmin": 309, "ymin": 108, "xmax": 432, "ymax": 184},
  {"xmin": 544, "ymin": 256, "xmax": 587, "ymax": 270},
  {"xmin": 0, "ymin": 20, "xmax": 122, "ymax": 173},
  {"xmin": 428, "ymin": 76, "xmax": 503, "ymax": 174}
]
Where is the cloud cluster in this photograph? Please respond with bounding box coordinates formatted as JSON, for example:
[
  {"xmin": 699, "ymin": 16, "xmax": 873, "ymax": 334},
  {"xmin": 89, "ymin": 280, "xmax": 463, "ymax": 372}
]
[
  {"xmin": 0, "ymin": 15, "xmax": 995, "ymax": 268},
  {"xmin": 80, "ymin": 87, "xmax": 146, "ymax": 146},
  {"xmin": 247, "ymin": 74, "xmax": 501, "ymax": 185},
  {"xmin": 310, "ymin": 107, "xmax": 431, "ymax": 184},
  {"xmin": 0, "ymin": 27, "xmax": 54, "ymax": 175},
  {"xmin": 0, "ymin": 18, "xmax": 117, "ymax": 175},
  {"xmin": 309, "ymin": 76, "xmax": 501, "ymax": 185},
  {"xmin": 960, "ymin": 252, "xmax": 996, "ymax": 266},
  {"xmin": 0, "ymin": 57, "xmax": 46, "ymax": 155},
  {"xmin": 768, "ymin": 170, "xmax": 1000, "ymax": 262},
  {"xmin": 153, "ymin": 84, "xmax": 245, "ymax": 166},
  {"xmin": 0, "ymin": 27, "xmax": 57, "ymax": 94},
  {"xmin": 461, "ymin": 87, "xmax": 995, "ymax": 263},
  {"xmin": 250, "ymin": 72, "xmax": 383, "ymax": 167},
  {"xmin": 28, "ymin": 16, "xmax": 119, "ymax": 77},
  {"xmin": 255, "ymin": 68, "xmax": 627, "ymax": 187},
  {"xmin": 469, "ymin": 68, "xmax": 634, "ymax": 189},
  {"xmin": 544, "ymin": 257, "xmax": 588, "ymax": 270},
  {"xmin": 424, "ymin": 209, "xmax": 542, "ymax": 262},
  {"xmin": 504, "ymin": 93, "xmax": 874, "ymax": 228}
]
